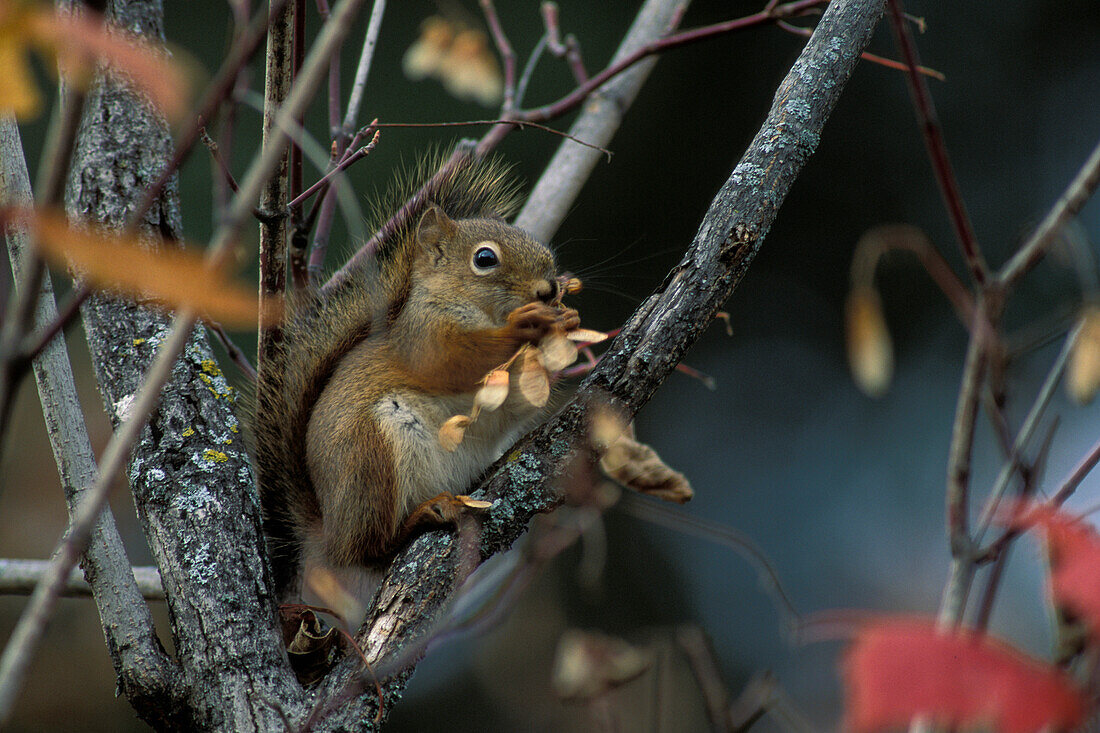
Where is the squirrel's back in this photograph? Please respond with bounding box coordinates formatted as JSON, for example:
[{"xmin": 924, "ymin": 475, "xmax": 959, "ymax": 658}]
[{"xmin": 254, "ymin": 152, "xmax": 523, "ymax": 596}]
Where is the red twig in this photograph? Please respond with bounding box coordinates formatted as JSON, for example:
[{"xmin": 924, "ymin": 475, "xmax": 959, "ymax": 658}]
[
  {"xmin": 479, "ymin": 0, "xmax": 516, "ymax": 113},
  {"xmin": 886, "ymin": 0, "xmax": 988, "ymax": 287}
]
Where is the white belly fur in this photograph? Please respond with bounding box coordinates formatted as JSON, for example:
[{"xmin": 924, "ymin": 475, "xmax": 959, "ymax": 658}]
[{"xmin": 373, "ymin": 384, "xmax": 541, "ymax": 515}]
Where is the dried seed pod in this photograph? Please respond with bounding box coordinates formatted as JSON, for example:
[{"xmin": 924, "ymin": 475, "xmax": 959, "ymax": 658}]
[
  {"xmin": 474, "ymin": 369, "xmax": 510, "ymax": 412},
  {"xmin": 539, "ymin": 332, "xmax": 578, "ymax": 372},
  {"xmin": 1069, "ymin": 306, "xmax": 1100, "ymax": 404},
  {"xmin": 565, "ymin": 328, "xmax": 609, "ymax": 345},
  {"xmin": 438, "ymin": 414, "xmax": 471, "ymax": 452},
  {"xmin": 845, "ymin": 286, "xmax": 894, "ymax": 398},
  {"xmin": 518, "ymin": 348, "xmax": 551, "ymax": 407},
  {"xmin": 455, "ymin": 495, "xmax": 492, "ymax": 509}
]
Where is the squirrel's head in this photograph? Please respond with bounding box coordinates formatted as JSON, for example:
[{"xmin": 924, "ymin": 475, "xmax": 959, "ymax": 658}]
[{"xmin": 413, "ymin": 204, "xmax": 560, "ymax": 322}]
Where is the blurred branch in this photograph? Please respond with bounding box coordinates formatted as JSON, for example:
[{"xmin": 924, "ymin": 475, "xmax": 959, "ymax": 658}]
[
  {"xmin": 0, "ymin": 560, "xmax": 164, "ymax": 601},
  {"xmin": 309, "ymin": 0, "xmax": 886, "ymax": 727},
  {"xmin": 0, "ymin": 116, "xmax": 178, "ymax": 722},
  {"xmin": 999, "ymin": 136, "xmax": 1100, "ymax": 290}
]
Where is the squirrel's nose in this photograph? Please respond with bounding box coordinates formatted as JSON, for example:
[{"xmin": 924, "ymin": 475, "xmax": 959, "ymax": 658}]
[{"xmin": 533, "ymin": 279, "xmax": 558, "ymax": 303}]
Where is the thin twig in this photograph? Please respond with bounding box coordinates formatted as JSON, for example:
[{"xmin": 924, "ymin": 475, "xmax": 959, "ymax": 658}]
[
  {"xmin": 515, "ymin": 34, "xmax": 548, "ymax": 109},
  {"xmin": 209, "ymin": 321, "xmax": 258, "ymax": 381},
  {"xmin": 287, "ymin": 128, "xmax": 380, "ymax": 210},
  {"xmin": 972, "ymin": 419, "xmax": 1057, "ymax": 632},
  {"xmin": 972, "ymin": 323, "xmax": 1080, "ymax": 548},
  {"xmin": 200, "ymin": 127, "xmax": 240, "ymax": 193},
  {"xmin": 886, "ymin": 0, "xmax": 987, "ymax": 286},
  {"xmin": 999, "ymin": 136, "xmax": 1100, "ymax": 290},
  {"xmin": 479, "ymin": 0, "xmax": 517, "ymax": 113},
  {"xmin": 541, "ymin": 2, "xmax": 589, "ymax": 84},
  {"xmin": 257, "ymin": 0, "xmax": 297, "ymax": 369},
  {"xmin": 0, "ymin": 560, "xmax": 165, "ymax": 601},
  {"xmin": 370, "ymin": 118, "xmax": 611, "ymax": 157},
  {"xmin": 340, "ymin": 0, "xmax": 386, "ymax": 138},
  {"xmin": 936, "ymin": 307, "xmax": 989, "ymax": 630},
  {"xmin": 776, "ymin": 20, "xmax": 943, "ymax": 79}
]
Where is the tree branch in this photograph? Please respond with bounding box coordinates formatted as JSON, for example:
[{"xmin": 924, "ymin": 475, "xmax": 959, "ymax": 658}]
[
  {"xmin": 0, "ymin": 116, "xmax": 178, "ymax": 722},
  {"xmin": 311, "ymin": 0, "xmax": 886, "ymax": 727},
  {"xmin": 0, "ymin": 560, "xmax": 164, "ymax": 601}
]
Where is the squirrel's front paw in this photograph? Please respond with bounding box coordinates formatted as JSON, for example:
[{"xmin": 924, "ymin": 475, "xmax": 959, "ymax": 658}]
[{"xmin": 507, "ymin": 303, "xmax": 580, "ymax": 342}]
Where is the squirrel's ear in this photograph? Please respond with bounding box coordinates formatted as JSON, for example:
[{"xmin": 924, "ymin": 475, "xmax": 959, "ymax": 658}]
[{"xmin": 416, "ymin": 204, "xmax": 458, "ymax": 247}]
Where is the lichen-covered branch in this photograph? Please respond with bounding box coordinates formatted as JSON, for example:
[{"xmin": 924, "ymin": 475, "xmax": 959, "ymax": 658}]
[{"xmin": 311, "ymin": 0, "xmax": 886, "ymax": 728}]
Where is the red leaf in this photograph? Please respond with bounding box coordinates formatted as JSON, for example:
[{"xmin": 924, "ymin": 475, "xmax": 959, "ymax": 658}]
[
  {"xmin": 1018, "ymin": 506, "xmax": 1100, "ymax": 642},
  {"xmin": 843, "ymin": 618, "xmax": 1085, "ymax": 733}
]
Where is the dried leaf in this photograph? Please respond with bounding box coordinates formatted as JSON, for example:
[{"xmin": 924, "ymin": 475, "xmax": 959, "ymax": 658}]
[
  {"xmin": 518, "ymin": 347, "xmax": 550, "ymax": 407},
  {"xmin": 22, "ymin": 208, "xmax": 279, "ymax": 328},
  {"xmin": 539, "ymin": 332, "xmax": 578, "ymax": 372},
  {"xmin": 401, "ymin": 16, "xmax": 453, "ymax": 80},
  {"xmin": 565, "ymin": 328, "xmax": 609, "ymax": 345},
  {"xmin": 473, "ymin": 369, "xmax": 510, "ymax": 412},
  {"xmin": 599, "ymin": 430, "xmax": 693, "ymax": 504},
  {"xmin": 843, "ymin": 617, "xmax": 1085, "ymax": 733},
  {"xmin": 1068, "ymin": 306, "xmax": 1100, "ymax": 404},
  {"xmin": 279, "ymin": 606, "xmax": 341, "ymax": 686},
  {"xmin": 440, "ymin": 29, "xmax": 502, "ymax": 106},
  {"xmin": 845, "ymin": 286, "xmax": 893, "ymax": 398},
  {"xmin": 438, "ymin": 414, "xmax": 471, "ymax": 452},
  {"xmin": 551, "ymin": 629, "xmax": 652, "ymax": 701},
  {"xmin": 455, "ymin": 495, "xmax": 492, "ymax": 510}
]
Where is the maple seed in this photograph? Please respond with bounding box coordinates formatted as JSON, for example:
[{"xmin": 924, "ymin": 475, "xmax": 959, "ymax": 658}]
[
  {"xmin": 455, "ymin": 495, "xmax": 492, "ymax": 510},
  {"xmin": 539, "ymin": 332, "xmax": 579, "ymax": 372},
  {"xmin": 845, "ymin": 286, "xmax": 894, "ymax": 398},
  {"xmin": 474, "ymin": 369, "xmax": 510, "ymax": 412},
  {"xmin": 1068, "ymin": 305, "xmax": 1100, "ymax": 404},
  {"xmin": 438, "ymin": 415, "xmax": 471, "ymax": 452},
  {"xmin": 518, "ymin": 348, "xmax": 551, "ymax": 407},
  {"xmin": 565, "ymin": 328, "xmax": 609, "ymax": 345}
]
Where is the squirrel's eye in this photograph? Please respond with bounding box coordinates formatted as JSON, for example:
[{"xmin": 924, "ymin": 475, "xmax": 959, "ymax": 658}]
[{"xmin": 470, "ymin": 242, "xmax": 501, "ymax": 274}]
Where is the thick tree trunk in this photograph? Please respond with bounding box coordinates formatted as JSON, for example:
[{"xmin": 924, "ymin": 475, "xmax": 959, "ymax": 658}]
[{"xmin": 65, "ymin": 0, "xmax": 301, "ymax": 729}]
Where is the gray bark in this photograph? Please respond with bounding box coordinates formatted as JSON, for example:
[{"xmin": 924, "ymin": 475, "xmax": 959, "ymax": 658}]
[{"xmin": 65, "ymin": 0, "xmax": 301, "ymax": 729}]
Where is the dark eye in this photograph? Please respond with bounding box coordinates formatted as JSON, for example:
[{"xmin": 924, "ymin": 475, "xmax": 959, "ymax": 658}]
[{"xmin": 470, "ymin": 242, "xmax": 501, "ymax": 274}]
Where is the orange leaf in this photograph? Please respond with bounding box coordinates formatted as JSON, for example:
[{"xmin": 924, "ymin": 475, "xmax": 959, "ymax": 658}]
[
  {"xmin": 843, "ymin": 617, "xmax": 1085, "ymax": 733},
  {"xmin": 23, "ymin": 209, "xmax": 278, "ymax": 328},
  {"xmin": 1017, "ymin": 506, "xmax": 1100, "ymax": 642},
  {"xmin": 29, "ymin": 7, "xmax": 190, "ymax": 120},
  {"xmin": 0, "ymin": 27, "xmax": 43, "ymax": 118}
]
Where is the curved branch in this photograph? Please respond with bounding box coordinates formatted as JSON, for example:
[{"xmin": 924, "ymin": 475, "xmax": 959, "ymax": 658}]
[{"xmin": 311, "ymin": 0, "xmax": 886, "ymax": 727}]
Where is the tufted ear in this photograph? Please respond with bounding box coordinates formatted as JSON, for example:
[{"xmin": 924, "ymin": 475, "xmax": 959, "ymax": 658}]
[{"xmin": 415, "ymin": 204, "xmax": 458, "ymax": 247}]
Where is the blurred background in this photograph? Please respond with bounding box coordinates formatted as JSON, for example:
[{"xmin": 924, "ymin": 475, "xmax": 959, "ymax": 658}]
[{"xmin": 3, "ymin": 0, "xmax": 1100, "ymax": 729}]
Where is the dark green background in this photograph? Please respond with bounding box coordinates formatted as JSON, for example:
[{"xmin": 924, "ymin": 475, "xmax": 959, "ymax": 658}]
[{"xmin": 3, "ymin": 0, "xmax": 1100, "ymax": 730}]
